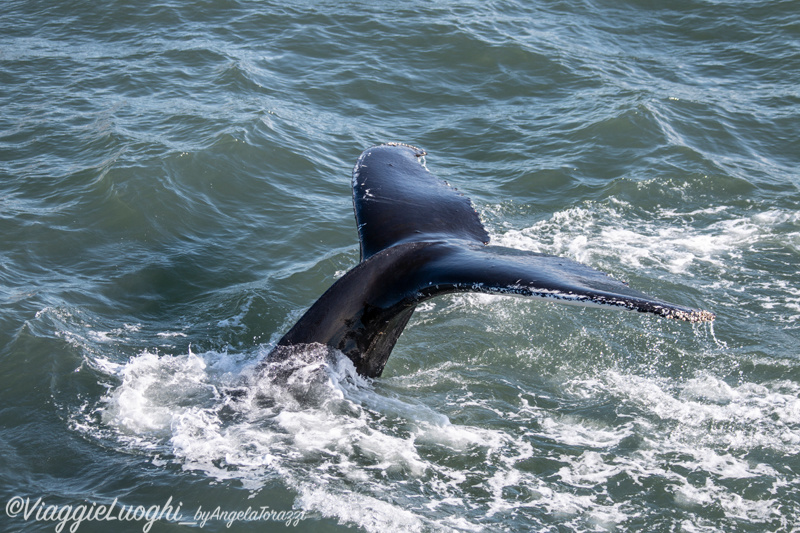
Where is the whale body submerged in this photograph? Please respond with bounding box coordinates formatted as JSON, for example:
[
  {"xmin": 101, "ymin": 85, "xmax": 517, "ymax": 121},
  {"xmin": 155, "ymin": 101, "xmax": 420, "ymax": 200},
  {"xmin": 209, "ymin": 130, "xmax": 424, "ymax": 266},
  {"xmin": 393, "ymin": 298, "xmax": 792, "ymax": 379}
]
[{"xmin": 264, "ymin": 143, "xmax": 715, "ymax": 378}]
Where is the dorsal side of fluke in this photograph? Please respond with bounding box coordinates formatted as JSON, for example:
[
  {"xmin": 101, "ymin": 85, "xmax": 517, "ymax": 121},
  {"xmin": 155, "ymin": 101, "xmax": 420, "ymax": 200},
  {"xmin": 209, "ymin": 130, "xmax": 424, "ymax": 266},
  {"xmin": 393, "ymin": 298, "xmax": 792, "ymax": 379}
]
[
  {"xmin": 352, "ymin": 143, "xmax": 489, "ymax": 260},
  {"xmin": 269, "ymin": 144, "xmax": 715, "ymax": 378}
]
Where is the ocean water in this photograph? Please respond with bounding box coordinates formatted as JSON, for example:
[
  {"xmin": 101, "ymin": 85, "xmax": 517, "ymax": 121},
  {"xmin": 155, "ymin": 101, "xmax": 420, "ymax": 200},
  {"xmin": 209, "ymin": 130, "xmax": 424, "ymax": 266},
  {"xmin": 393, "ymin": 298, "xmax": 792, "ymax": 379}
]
[{"xmin": 1, "ymin": 0, "xmax": 799, "ymax": 531}]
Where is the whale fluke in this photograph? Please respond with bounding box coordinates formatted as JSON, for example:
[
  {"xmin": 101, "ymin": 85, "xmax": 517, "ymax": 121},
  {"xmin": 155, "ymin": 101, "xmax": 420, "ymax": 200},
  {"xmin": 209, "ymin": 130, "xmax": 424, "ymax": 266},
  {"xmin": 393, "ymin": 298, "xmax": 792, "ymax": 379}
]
[
  {"xmin": 271, "ymin": 143, "xmax": 715, "ymax": 378},
  {"xmin": 352, "ymin": 143, "xmax": 489, "ymax": 260}
]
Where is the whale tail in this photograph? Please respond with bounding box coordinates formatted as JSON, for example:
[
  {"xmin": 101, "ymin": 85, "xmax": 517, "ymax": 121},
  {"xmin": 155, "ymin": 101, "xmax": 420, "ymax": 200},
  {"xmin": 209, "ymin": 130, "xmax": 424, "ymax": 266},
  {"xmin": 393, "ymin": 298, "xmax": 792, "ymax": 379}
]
[{"xmin": 274, "ymin": 143, "xmax": 714, "ymax": 378}]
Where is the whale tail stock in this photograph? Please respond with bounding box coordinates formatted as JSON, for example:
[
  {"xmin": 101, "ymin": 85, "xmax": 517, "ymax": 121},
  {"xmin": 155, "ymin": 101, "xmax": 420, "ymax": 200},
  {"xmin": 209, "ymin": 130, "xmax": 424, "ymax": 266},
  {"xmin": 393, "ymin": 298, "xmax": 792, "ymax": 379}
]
[{"xmin": 273, "ymin": 143, "xmax": 715, "ymax": 378}]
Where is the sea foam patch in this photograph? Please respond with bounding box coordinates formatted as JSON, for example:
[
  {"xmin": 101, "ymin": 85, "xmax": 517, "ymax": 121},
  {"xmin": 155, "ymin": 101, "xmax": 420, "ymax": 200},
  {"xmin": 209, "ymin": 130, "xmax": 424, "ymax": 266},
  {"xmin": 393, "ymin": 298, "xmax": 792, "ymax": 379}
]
[
  {"xmin": 63, "ymin": 332, "xmax": 798, "ymax": 532},
  {"xmin": 491, "ymin": 201, "xmax": 800, "ymax": 332},
  {"xmin": 491, "ymin": 202, "xmax": 798, "ymax": 277}
]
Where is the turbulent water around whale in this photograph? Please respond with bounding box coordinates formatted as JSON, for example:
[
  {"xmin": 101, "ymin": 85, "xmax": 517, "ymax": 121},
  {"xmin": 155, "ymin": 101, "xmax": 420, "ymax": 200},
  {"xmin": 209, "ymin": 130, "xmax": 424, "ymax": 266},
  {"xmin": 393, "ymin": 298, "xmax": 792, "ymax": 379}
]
[{"xmin": 2, "ymin": 0, "xmax": 799, "ymax": 532}]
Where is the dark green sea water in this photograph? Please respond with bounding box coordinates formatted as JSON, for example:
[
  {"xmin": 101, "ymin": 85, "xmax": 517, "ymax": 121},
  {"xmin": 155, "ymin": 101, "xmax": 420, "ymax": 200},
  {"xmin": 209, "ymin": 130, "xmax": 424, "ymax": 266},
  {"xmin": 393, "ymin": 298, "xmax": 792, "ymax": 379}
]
[{"xmin": 2, "ymin": 1, "xmax": 799, "ymax": 531}]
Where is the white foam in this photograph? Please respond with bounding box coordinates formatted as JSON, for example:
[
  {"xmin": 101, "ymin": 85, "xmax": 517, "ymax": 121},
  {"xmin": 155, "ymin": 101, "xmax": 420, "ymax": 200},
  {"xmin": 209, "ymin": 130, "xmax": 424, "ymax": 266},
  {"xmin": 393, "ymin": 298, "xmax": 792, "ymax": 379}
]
[
  {"xmin": 74, "ymin": 328, "xmax": 796, "ymax": 532},
  {"xmin": 491, "ymin": 202, "xmax": 799, "ymax": 283},
  {"xmin": 99, "ymin": 350, "xmax": 219, "ymax": 437},
  {"xmin": 296, "ymin": 486, "xmax": 426, "ymax": 532},
  {"xmin": 604, "ymin": 371, "xmax": 800, "ymax": 453},
  {"xmin": 539, "ymin": 416, "xmax": 632, "ymax": 449},
  {"xmin": 680, "ymin": 375, "xmax": 736, "ymax": 405}
]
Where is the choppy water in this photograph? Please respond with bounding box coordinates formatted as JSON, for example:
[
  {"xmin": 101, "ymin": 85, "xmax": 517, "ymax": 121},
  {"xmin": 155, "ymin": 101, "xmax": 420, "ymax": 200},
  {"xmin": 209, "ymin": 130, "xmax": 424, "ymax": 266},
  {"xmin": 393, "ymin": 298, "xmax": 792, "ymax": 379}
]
[{"xmin": 2, "ymin": 0, "xmax": 799, "ymax": 531}]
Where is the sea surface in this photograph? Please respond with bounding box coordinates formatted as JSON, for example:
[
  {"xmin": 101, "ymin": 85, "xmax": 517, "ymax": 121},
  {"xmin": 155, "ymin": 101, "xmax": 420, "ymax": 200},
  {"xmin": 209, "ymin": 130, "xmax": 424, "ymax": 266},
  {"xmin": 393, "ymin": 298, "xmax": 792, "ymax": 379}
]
[{"xmin": 2, "ymin": 0, "xmax": 799, "ymax": 531}]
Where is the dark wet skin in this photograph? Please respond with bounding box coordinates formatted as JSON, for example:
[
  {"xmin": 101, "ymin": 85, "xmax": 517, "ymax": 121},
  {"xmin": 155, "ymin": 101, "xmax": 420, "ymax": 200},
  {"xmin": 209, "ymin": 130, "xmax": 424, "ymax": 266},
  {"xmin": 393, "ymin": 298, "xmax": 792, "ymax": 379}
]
[{"xmin": 267, "ymin": 144, "xmax": 715, "ymax": 378}]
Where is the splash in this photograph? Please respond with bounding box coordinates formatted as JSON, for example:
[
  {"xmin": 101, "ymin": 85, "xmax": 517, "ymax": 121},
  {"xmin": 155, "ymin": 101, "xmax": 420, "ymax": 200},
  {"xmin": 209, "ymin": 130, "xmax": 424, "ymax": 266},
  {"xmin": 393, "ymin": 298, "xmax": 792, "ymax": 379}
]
[{"xmin": 63, "ymin": 334, "xmax": 795, "ymax": 532}]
